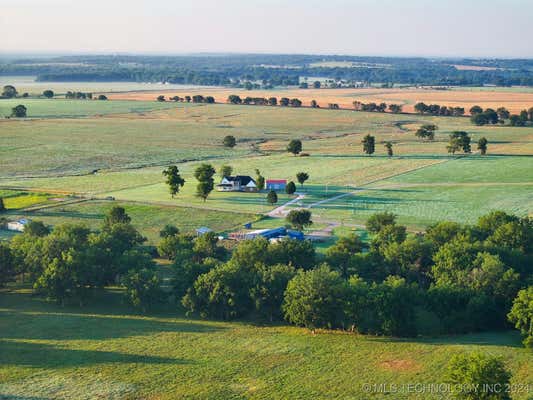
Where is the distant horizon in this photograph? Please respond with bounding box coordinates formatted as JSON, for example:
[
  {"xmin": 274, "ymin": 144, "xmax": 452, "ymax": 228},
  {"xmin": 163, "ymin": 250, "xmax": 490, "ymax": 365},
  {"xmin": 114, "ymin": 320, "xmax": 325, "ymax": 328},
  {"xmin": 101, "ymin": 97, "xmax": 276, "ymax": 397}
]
[
  {"xmin": 2, "ymin": 0, "xmax": 532, "ymax": 58},
  {"xmin": 1, "ymin": 51, "xmax": 532, "ymax": 61}
]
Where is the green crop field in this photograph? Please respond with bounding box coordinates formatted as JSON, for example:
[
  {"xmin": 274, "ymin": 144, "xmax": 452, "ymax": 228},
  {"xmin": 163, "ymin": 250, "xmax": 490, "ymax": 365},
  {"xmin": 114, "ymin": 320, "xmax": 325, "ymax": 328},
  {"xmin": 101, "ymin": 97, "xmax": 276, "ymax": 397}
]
[{"xmin": 0, "ymin": 289, "xmax": 531, "ymax": 400}]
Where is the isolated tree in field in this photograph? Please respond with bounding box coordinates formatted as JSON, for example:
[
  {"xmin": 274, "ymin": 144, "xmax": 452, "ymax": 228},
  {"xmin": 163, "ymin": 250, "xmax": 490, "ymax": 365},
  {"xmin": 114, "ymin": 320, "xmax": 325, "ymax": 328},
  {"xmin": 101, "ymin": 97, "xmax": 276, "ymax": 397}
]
[
  {"xmin": 415, "ymin": 124, "xmax": 437, "ymax": 140},
  {"xmin": 477, "ymin": 137, "xmax": 488, "ymax": 155},
  {"xmin": 42, "ymin": 90, "xmax": 54, "ymax": 98},
  {"xmin": 469, "ymin": 105, "xmax": 483, "ymax": 115},
  {"xmin": 104, "ymin": 206, "xmax": 131, "ymax": 226},
  {"xmin": 156, "ymin": 95, "xmax": 166, "ymax": 102},
  {"xmin": 286, "ymin": 209, "xmax": 312, "ymax": 231},
  {"xmin": 296, "ymin": 172, "xmax": 309, "ymax": 187},
  {"xmin": 11, "ymin": 104, "xmax": 27, "ymax": 118},
  {"xmin": 447, "ymin": 131, "xmax": 471, "ymax": 154},
  {"xmin": 362, "ymin": 134, "xmax": 375, "ymax": 155},
  {"xmin": 255, "ymin": 169, "xmax": 265, "ymax": 190},
  {"xmin": 163, "ymin": 165, "xmax": 186, "ymax": 197},
  {"xmin": 508, "ymin": 286, "xmax": 532, "ymax": 348},
  {"xmin": 384, "ymin": 141, "xmax": 393, "ymax": 157},
  {"xmin": 0, "ymin": 198, "xmax": 5, "ymax": 212},
  {"xmin": 446, "ymin": 353, "xmax": 512, "ymax": 400},
  {"xmin": 194, "ymin": 163, "xmax": 216, "ymax": 202},
  {"xmin": 219, "ymin": 165, "xmax": 233, "ymax": 178},
  {"xmin": 2, "ymin": 85, "xmax": 17, "ymax": 98},
  {"xmin": 287, "ymin": 139, "xmax": 302, "ymax": 155},
  {"xmin": 285, "ymin": 181, "xmax": 296, "ymax": 195},
  {"xmin": 310, "ymin": 99, "xmax": 318, "ymax": 108},
  {"xmin": 97, "ymin": 94, "xmax": 107, "ymax": 100},
  {"xmin": 223, "ymin": 135, "xmax": 236, "ymax": 148},
  {"xmin": 267, "ymin": 190, "xmax": 278, "ymax": 206}
]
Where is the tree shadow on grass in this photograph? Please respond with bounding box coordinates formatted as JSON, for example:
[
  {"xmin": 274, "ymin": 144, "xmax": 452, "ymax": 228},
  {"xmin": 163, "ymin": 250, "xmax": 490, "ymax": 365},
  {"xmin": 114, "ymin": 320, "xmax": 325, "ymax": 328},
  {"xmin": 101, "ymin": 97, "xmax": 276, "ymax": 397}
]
[
  {"xmin": 0, "ymin": 340, "xmax": 186, "ymax": 369},
  {"xmin": 0, "ymin": 291, "xmax": 225, "ymax": 341},
  {"xmin": 364, "ymin": 331, "xmax": 524, "ymax": 348}
]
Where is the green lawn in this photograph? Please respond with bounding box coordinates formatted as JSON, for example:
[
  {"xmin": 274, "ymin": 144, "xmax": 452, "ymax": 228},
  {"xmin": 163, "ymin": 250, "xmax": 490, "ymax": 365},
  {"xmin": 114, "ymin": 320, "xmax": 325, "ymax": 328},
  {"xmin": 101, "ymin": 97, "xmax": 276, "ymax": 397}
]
[{"xmin": 0, "ymin": 289, "xmax": 530, "ymax": 400}]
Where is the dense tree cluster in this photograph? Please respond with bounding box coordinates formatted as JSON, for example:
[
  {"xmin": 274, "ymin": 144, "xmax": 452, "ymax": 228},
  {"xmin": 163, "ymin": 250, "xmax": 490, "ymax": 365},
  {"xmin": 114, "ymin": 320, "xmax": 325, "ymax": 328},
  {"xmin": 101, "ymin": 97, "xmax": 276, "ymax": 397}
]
[
  {"xmin": 2, "ymin": 208, "xmax": 158, "ymax": 308},
  {"xmin": 414, "ymin": 102, "xmax": 465, "ymax": 116},
  {"xmin": 470, "ymin": 105, "xmax": 533, "ymax": 126},
  {"xmin": 1, "ymin": 208, "xmax": 531, "ymax": 345}
]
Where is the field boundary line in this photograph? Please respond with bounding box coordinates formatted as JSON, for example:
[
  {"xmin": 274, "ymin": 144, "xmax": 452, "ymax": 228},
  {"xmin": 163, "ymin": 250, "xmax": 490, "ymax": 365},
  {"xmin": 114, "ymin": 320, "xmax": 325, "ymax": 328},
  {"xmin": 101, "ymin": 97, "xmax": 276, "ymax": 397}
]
[{"xmin": 307, "ymin": 155, "xmax": 467, "ymax": 209}]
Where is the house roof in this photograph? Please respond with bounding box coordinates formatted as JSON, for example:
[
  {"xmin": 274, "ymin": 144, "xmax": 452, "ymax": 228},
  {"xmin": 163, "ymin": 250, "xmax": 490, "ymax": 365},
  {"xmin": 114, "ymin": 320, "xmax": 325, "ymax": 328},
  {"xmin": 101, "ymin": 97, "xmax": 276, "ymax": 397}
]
[
  {"xmin": 223, "ymin": 176, "xmax": 256, "ymax": 185},
  {"xmin": 267, "ymin": 179, "xmax": 287, "ymax": 184},
  {"xmin": 196, "ymin": 227, "xmax": 212, "ymax": 234}
]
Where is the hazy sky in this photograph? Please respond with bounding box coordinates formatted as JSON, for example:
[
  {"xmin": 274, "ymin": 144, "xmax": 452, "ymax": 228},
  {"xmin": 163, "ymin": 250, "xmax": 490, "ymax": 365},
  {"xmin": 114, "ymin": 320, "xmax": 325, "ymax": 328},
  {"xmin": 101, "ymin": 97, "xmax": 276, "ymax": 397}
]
[{"xmin": 1, "ymin": 0, "xmax": 532, "ymax": 57}]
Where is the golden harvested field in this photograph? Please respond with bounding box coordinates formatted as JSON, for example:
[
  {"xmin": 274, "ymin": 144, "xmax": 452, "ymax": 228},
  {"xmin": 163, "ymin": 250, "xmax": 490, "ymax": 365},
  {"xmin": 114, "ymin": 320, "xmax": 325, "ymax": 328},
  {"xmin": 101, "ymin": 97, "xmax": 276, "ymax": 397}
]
[{"xmin": 107, "ymin": 87, "xmax": 533, "ymax": 114}]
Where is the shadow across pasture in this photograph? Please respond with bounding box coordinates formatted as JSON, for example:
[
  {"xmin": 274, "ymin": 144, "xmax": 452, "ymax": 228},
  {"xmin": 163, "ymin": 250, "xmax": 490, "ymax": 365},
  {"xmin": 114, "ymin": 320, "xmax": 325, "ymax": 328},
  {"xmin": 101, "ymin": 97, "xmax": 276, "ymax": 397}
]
[
  {"xmin": 0, "ymin": 340, "xmax": 185, "ymax": 368},
  {"xmin": 364, "ymin": 331, "xmax": 523, "ymax": 348},
  {"xmin": 0, "ymin": 291, "xmax": 225, "ymax": 341}
]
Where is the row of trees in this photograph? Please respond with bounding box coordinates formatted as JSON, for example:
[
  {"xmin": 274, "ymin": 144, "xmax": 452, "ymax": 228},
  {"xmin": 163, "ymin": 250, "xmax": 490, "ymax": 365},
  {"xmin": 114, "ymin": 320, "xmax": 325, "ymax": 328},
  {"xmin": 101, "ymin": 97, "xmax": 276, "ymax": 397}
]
[
  {"xmin": 1, "ymin": 209, "xmax": 531, "ymax": 347},
  {"xmin": 414, "ymin": 102, "xmax": 466, "ymax": 116},
  {"xmin": 158, "ymin": 94, "xmax": 215, "ymax": 103},
  {"xmin": 470, "ymin": 105, "xmax": 533, "ymax": 126},
  {"xmin": 353, "ymin": 101, "xmax": 403, "ymax": 113},
  {"xmin": 226, "ymin": 95, "xmax": 303, "ymax": 108}
]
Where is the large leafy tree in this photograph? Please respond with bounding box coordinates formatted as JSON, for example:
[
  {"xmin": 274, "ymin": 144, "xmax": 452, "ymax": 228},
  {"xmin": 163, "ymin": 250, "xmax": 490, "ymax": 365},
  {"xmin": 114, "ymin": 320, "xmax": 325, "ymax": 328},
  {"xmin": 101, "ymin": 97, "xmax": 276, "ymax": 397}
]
[
  {"xmin": 287, "ymin": 139, "xmax": 302, "ymax": 155},
  {"xmin": 2, "ymin": 85, "xmax": 17, "ymax": 98},
  {"xmin": 477, "ymin": 137, "xmax": 488, "ymax": 155},
  {"xmin": 104, "ymin": 206, "xmax": 131, "ymax": 226},
  {"xmin": 415, "ymin": 124, "xmax": 437, "ymax": 140},
  {"xmin": 122, "ymin": 267, "xmax": 164, "ymax": 312},
  {"xmin": 283, "ymin": 265, "xmax": 348, "ymax": 330},
  {"xmin": 508, "ymin": 286, "xmax": 533, "ymax": 348},
  {"xmin": 251, "ymin": 264, "xmax": 296, "ymax": 321},
  {"xmin": 266, "ymin": 190, "xmax": 278, "ymax": 206},
  {"xmin": 223, "ymin": 135, "xmax": 236, "ymax": 148},
  {"xmin": 286, "ymin": 209, "xmax": 312, "ymax": 231},
  {"xmin": 194, "ymin": 163, "xmax": 216, "ymax": 201},
  {"xmin": 326, "ymin": 234, "xmax": 364, "ymax": 279},
  {"xmin": 361, "ymin": 134, "xmax": 375, "ymax": 155},
  {"xmin": 11, "ymin": 104, "xmax": 27, "ymax": 118},
  {"xmin": 0, "ymin": 242, "xmax": 15, "ymax": 287},
  {"xmin": 162, "ymin": 165, "xmax": 186, "ymax": 197},
  {"xmin": 296, "ymin": 172, "xmax": 309, "ymax": 187}
]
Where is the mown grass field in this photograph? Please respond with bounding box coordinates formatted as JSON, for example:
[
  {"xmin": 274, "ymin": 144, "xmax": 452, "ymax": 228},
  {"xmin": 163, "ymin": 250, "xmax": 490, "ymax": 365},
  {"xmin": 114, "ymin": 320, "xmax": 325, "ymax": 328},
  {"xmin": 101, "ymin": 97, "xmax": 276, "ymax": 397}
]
[
  {"xmin": 0, "ymin": 289, "xmax": 531, "ymax": 400},
  {"xmin": 1, "ymin": 99, "xmax": 532, "ymax": 232}
]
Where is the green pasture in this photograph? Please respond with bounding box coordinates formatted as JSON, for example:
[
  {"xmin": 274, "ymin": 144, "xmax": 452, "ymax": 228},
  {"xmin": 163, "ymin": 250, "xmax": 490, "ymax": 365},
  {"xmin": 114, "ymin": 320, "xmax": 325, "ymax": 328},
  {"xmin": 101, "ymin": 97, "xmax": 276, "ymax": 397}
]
[
  {"xmin": 0, "ymin": 98, "xmax": 182, "ymax": 119},
  {"xmin": 0, "ymin": 289, "xmax": 531, "ymax": 400}
]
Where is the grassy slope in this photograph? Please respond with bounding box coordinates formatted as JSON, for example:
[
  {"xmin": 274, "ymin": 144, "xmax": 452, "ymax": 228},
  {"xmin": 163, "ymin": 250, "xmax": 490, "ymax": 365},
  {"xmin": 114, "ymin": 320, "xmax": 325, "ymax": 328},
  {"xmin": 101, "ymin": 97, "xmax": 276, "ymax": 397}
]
[{"xmin": 0, "ymin": 289, "xmax": 531, "ymax": 400}]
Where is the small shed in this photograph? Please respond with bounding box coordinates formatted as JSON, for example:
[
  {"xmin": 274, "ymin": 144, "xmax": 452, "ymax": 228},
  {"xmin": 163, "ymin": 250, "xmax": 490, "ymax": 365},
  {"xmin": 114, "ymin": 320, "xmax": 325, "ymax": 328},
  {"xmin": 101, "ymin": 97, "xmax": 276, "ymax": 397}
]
[
  {"xmin": 196, "ymin": 227, "xmax": 213, "ymax": 236},
  {"xmin": 266, "ymin": 179, "xmax": 287, "ymax": 191},
  {"xmin": 7, "ymin": 218, "xmax": 30, "ymax": 232}
]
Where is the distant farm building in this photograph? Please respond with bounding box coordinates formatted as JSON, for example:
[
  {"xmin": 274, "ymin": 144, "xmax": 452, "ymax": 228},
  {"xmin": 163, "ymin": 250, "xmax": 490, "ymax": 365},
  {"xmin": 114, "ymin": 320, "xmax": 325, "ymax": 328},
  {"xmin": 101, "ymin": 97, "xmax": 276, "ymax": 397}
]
[
  {"xmin": 229, "ymin": 226, "xmax": 304, "ymax": 241},
  {"xmin": 266, "ymin": 179, "xmax": 287, "ymax": 191},
  {"xmin": 216, "ymin": 176, "xmax": 258, "ymax": 192},
  {"xmin": 7, "ymin": 218, "xmax": 30, "ymax": 232},
  {"xmin": 196, "ymin": 227, "xmax": 213, "ymax": 236}
]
